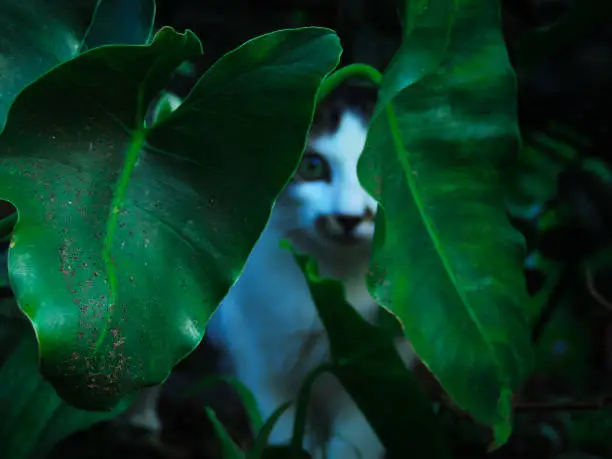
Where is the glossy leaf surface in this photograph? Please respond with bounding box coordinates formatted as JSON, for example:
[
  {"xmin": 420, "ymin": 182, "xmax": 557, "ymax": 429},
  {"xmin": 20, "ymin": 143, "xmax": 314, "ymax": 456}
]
[
  {"xmin": 295, "ymin": 252, "xmax": 451, "ymax": 459},
  {"xmin": 358, "ymin": 0, "xmax": 532, "ymax": 446},
  {"xmin": 0, "ymin": 0, "xmax": 155, "ymax": 129},
  {"xmin": 0, "ymin": 26, "xmax": 341, "ymax": 410}
]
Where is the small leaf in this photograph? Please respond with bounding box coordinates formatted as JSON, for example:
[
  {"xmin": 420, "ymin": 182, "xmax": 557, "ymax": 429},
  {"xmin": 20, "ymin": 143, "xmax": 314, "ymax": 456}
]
[
  {"xmin": 150, "ymin": 92, "xmax": 183, "ymax": 127},
  {"xmin": 290, "ymin": 362, "xmax": 333, "ymax": 455},
  {"xmin": 248, "ymin": 402, "xmax": 292, "ymax": 459},
  {"xmin": 0, "ymin": 26, "xmax": 341, "ymax": 410},
  {"xmin": 358, "ymin": 0, "xmax": 532, "ymax": 447},
  {"xmin": 293, "ymin": 251, "xmax": 451, "ymax": 459},
  {"xmin": 0, "ymin": 317, "xmax": 131, "ymax": 459},
  {"xmin": 185, "ymin": 374, "xmax": 263, "ymax": 433},
  {"xmin": 206, "ymin": 407, "xmax": 246, "ymax": 459}
]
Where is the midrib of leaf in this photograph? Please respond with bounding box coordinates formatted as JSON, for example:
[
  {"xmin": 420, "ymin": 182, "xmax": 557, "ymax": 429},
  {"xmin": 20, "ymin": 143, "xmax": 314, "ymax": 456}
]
[
  {"xmin": 319, "ymin": 62, "xmax": 498, "ymax": 370},
  {"xmin": 332, "ymin": 61, "xmax": 503, "ymax": 373},
  {"xmin": 96, "ymin": 85, "xmax": 146, "ymax": 350},
  {"xmin": 382, "ymin": 101, "xmax": 503, "ymax": 378}
]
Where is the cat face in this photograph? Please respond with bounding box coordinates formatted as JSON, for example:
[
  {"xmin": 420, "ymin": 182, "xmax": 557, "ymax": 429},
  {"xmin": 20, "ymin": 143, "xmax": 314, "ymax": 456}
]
[{"xmin": 275, "ymin": 109, "xmax": 377, "ymax": 249}]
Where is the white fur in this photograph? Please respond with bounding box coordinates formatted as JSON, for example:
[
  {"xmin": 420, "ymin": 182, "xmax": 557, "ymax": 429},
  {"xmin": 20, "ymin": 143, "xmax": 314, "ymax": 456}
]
[
  {"xmin": 286, "ymin": 111, "xmax": 376, "ymax": 241},
  {"xmin": 207, "ymin": 110, "xmax": 417, "ymax": 459}
]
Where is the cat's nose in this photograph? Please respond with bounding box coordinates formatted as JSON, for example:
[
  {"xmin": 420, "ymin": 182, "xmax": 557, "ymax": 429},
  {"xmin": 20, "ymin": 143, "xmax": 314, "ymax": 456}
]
[{"xmin": 335, "ymin": 215, "xmax": 362, "ymax": 235}]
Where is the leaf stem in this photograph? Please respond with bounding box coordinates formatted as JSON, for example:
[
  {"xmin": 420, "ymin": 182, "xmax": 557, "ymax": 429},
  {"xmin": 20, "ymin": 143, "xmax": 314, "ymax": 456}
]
[
  {"xmin": 290, "ymin": 363, "xmax": 333, "ymax": 456},
  {"xmin": 79, "ymin": 0, "xmax": 104, "ymax": 52},
  {"xmin": 323, "ymin": 62, "xmax": 481, "ymax": 337},
  {"xmin": 317, "ymin": 64, "xmax": 383, "ymax": 104}
]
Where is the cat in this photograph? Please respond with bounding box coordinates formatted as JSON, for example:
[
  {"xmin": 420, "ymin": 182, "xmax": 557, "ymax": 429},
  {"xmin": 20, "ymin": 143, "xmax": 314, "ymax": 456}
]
[{"xmin": 206, "ymin": 83, "xmax": 418, "ymax": 459}]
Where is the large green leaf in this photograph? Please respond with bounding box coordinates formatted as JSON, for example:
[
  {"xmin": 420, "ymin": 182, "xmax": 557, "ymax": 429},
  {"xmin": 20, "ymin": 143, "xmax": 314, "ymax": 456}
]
[
  {"xmin": 0, "ymin": 26, "xmax": 341, "ymax": 410},
  {"xmin": 294, "ymin": 251, "xmax": 450, "ymax": 459},
  {"xmin": 357, "ymin": 0, "xmax": 532, "ymax": 446},
  {"xmin": 0, "ymin": 0, "xmax": 155, "ymax": 130},
  {"xmin": 82, "ymin": 0, "xmax": 156, "ymax": 49},
  {"xmin": 0, "ymin": 316, "xmax": 131, "ymax": 459}
]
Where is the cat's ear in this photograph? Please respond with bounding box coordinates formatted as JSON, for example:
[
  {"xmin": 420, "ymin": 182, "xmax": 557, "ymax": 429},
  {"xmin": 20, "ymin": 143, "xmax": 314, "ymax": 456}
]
[{"xmin": 348, "ymin": 84, "xmax": 378, "ymax": 118}]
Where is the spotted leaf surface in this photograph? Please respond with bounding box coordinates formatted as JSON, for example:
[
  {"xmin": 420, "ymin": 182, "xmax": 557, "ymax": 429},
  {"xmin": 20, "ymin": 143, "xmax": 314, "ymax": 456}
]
[{"xmin": 0, "ymin": 26, "xmax": 341, "ymax": 410}]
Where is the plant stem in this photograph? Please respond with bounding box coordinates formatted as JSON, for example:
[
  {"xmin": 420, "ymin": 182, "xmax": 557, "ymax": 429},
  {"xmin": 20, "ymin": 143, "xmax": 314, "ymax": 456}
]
[{"xmin": 317, "ymin": 63, "xmax": 383, "ymax": 104}]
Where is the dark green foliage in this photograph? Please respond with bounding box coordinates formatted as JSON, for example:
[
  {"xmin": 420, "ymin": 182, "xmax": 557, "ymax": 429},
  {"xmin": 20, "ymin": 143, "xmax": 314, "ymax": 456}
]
[
  {"xmin": 1, "ymin": 0, "xmax": 609, "ymax": 457},
  {"xmin": 0, "ymin": 24, "xmax": 341, "ymax": 410}
]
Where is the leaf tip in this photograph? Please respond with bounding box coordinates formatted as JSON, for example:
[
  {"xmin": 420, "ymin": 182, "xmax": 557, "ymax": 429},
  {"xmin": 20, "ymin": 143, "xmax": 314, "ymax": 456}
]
[{"xmin": 151, "ymin": 26, "xmax": 203, "ymax": 61}]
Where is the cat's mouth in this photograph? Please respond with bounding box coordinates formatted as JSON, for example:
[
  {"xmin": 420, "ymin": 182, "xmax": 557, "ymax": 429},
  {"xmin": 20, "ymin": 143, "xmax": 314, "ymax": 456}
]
[
  {"xmin": 325, "ymin": 233, "xmax": 368, "ymax": 246},
  {"xmin": 316, "ymin": 216, "xmax": 373, "ymax": 247}
]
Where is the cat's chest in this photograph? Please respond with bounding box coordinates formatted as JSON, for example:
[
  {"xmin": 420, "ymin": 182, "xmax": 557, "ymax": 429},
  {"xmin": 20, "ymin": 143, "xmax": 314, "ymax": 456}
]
[
  {"xmin": 235, "ymin": 246, "xmax": 324, "ymax": 328},
  {"xmin": 234, "ymin": 236, "xmax": 375, "ymax": 331}
]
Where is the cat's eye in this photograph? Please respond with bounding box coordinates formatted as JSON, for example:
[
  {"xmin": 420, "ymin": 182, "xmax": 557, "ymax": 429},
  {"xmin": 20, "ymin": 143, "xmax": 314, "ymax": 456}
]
[{"xmin": 296, "ymin": 153, "xmax": 330, "ymax": 182}]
